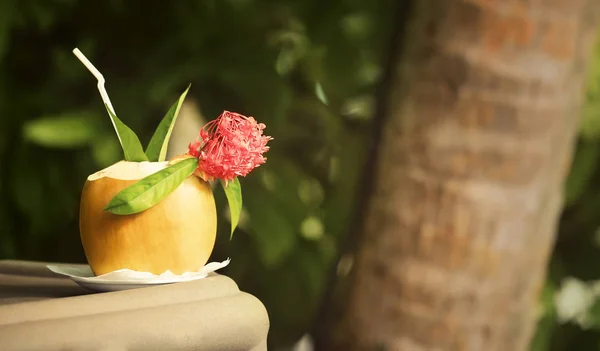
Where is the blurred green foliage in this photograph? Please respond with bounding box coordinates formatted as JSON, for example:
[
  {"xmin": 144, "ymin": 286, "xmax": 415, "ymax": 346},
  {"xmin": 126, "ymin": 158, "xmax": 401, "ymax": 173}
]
[
  {"xmin": 0, "ymin": 0, "xmax": 391, "ymax": 349},
  {"xmin": 2, "ymin": 1, "xmax": 600, "ymax": 350}
]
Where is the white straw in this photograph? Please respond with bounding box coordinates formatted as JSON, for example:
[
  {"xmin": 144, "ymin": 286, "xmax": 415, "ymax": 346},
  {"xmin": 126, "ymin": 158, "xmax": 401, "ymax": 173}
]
[{"xmin": 72, "ymin": 47, "xmax": 121, "ymax": 143}]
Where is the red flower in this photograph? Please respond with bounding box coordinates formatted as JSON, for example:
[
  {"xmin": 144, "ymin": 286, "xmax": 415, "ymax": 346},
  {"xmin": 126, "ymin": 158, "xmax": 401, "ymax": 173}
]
[{"xmin": 187, "ymin": 111, "xmax": 272, "ymax": 182}]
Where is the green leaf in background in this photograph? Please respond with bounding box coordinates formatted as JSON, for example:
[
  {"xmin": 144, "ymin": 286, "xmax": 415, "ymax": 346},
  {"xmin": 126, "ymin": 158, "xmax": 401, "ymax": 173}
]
[
  {"xmin": 249, "ymin": 200, "xmax": 297, "ymax": 267},
  {"xmin": 315, "ymin": 82, "xmax": 328, "ymax": 105},
  {"xmin": 579, "ymin": 100, "xmax": 600, "ymax": 141},
  {"xmin": 91, "ymin": 134, "xmax": 122, "ymax": 168},
  {"xmin": 23, "ymin": 112, "xmax": 102, "ymax": 148},
  {"xmin": 579, "ymin": 32, "xmax": 600, "ymax": 141},
  {"xmin": 104, "ymin": 157, "xmax": 198, "ymax": 215},
  {"xmin": 564, "ymin": 140, "xmax": 600, "ymax": 207},
  {"xmin": 145, "ymin": 84, "xmax": 191, "ymax": 162},
  {"xmin": 221, "ymin": 177, "xmax": 242, "ymax": 239},
  {"xmin": 104, "ymin": 104, "xmax": 148, "ymax": 162}
]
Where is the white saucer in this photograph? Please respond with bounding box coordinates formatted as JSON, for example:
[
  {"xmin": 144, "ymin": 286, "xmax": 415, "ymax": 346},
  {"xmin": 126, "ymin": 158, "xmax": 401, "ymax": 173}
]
[{"xmin": 47, "ymin": 259, "xmax": 230, "ymax": 292}]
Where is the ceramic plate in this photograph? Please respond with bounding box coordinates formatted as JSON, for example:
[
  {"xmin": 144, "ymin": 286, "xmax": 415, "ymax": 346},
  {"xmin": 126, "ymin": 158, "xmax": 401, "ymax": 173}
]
[{"xmin": 47, "ymin": 259, "xmax": 230, "ymax": 292}]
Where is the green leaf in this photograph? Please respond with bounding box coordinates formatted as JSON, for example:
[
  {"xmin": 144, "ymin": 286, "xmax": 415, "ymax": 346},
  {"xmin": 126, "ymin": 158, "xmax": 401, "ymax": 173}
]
[
  {"xmin": 243, "ymin": 170, "xmax": 298, "ymax": 267},
  {"xmin": 145, "ymin": 84, "xmax": 191, "ymax": 162},
  {"xmin": 104, "ymin": 157, "xmax": 198, "ymax": 215},
  {"xmin": 104, "ymin": 105, "xmax": 148, "ymax": 162},
  {"xmin": 23, "ymin": 112, "xmax": 102, "ymax": 148},
  {"xmin": 315, "ymin": 82, "xmax": 328, "ymax": 105},
  {"xmin": 221, "ymin": 177, "xmax": 242, "ymax": 239},
  {"xmin": 564, "ymin": 140, "xmax": 600, "ymax": 207}
]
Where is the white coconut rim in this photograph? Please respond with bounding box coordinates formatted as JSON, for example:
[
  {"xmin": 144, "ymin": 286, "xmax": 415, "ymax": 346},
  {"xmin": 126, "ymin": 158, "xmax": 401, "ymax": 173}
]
[{"xmin": 88, "ymin": 161, "xmax": 170, "ymax": 181}]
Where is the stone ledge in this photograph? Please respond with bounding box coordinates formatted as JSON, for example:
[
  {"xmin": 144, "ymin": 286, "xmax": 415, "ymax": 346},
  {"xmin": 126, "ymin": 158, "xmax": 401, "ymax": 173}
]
[{"xmin": 0, "ymin": 260, "xmax": 269, "ymax": 351}]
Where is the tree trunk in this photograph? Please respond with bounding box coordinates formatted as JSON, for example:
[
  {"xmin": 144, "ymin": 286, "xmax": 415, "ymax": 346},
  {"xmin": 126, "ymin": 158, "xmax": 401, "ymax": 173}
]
[{"xmin": 323, "ymin": 0, "xmax": 600, "ymax": 350}]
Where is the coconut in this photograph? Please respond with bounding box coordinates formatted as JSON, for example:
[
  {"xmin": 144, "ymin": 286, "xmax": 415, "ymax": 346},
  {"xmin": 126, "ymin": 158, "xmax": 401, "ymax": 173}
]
[{"xmin": 79, "ymin": 159, "xmax": 217, "ymax": 276}]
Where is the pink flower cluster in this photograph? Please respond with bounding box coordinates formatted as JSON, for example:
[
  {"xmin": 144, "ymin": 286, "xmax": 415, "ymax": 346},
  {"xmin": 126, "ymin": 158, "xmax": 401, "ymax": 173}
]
[{"xmin": 187, "ymin": 111, "xmax": 272, "ymax": 182}]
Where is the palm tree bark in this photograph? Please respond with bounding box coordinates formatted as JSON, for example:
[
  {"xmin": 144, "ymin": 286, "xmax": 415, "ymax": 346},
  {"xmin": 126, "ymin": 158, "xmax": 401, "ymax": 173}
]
[{"xmin": 322, "ymin": 0, "xmax": 600, "ymax": 350}]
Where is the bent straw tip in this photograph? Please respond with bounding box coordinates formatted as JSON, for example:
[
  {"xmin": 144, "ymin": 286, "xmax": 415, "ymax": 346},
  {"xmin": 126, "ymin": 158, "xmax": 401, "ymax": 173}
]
[
  {"xmin": 72, "ymin": 47, "xmax": 105, "ymax": 82},
  {"xmin": 72, "ymin": 47, "xmax": 87, "ymax": 62}
]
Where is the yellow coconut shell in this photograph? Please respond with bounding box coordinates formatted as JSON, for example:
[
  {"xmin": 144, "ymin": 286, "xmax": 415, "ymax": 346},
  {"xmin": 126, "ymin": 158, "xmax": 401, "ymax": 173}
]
[{"xmin": 79, "ymin": 157, "xmax": 217, "ymax": 276}]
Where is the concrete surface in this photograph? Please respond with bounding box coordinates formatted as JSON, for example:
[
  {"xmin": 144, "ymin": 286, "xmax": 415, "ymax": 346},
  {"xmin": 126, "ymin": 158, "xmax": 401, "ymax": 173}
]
[{"xmin": 0, "ymin": 260, "xmax": 269, "ymax": 351}]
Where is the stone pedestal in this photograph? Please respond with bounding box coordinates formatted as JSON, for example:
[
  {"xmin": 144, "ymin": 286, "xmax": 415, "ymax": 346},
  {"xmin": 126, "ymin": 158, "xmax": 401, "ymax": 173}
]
[{"xmin": 0, "ymin": 260, "xmax": 269, "ymax": 351}]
